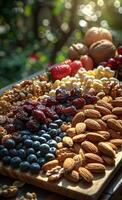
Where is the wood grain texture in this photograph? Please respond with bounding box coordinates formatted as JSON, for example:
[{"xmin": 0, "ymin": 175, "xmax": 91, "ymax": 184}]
[{"xmin": 0, "ymin": 149, "xmax": 122, "ymax": 200}]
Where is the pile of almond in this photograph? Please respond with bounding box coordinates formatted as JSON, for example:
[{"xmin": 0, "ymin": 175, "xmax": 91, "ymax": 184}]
[{"xmin": 43, "ymin": 96, "xmax": 122, "ymax": 184}]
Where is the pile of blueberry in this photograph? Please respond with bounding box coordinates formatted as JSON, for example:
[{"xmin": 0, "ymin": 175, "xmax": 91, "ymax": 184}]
[{"xmin": 0, "ymin": 122, "xmax": 66, "ymax": 174}]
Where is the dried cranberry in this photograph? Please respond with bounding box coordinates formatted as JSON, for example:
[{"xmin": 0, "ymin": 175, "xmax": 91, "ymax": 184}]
[
  {"xmin": 16, "ymin": 111, "xmax": 28, "ymax": 121},
  {"xmin": 55, "ymin": 105, "xmax": 64, "ymax": 114},
  {"xmin": 23, "ymin": 104, "xmax": 34, "ymax": 114},
  {"xmin": 26, "ymin": 119, "xmax": 40, "ymax": 132},
  {"xmin": 72, "ymin": 98, "xmax": 86, "ymax": 109},
  {"xmin": 32, "ymin": 110, "xmax": 46, "ymax": 123},
  {"xmin": 62, "ymin": 106, "xmax": 77, "ymax": 116},
  {"xmin": 5, "ymin": 124, "xmax": 15, "ymax": 134},
  {"xmin": 14, "ymin": 119, "xmax": 25, "ymax": 131},
  {"xmin": 45, "ymin": 97, "xmax": 57, "ymax": 107}
]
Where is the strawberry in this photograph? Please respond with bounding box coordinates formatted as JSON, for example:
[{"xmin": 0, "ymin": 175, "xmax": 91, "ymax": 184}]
[
  {"xmin": 50, "ymin": 64, "xmax": 71, "ymax": 80},
  {"xmin": 70, "ymin": 60, "xmax": 83, "ymax": 76}
]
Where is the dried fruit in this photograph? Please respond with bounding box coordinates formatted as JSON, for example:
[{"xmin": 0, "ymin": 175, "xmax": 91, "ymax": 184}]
[
  {"xmin": 66, "ymin": 127, "xmax": 76, "ymax": 138},
  {"xmin": 98, "ymin": 142, "xmax": 115, "ymax": 157},
  {"xmin": 63, "ymin": 136, "xmax": 73, "ymax": 147},
  {"xmin": 84, "ymin": 109, "xmax": 101, "ymax": 118},
  {"xmin": 63, "ymin": 158, "xmax": 75, "ymax": 172},
  {"xmin": 102, "ymin": 114, "xmax": 118, "ymax": 121},
  {"xmin": 75, "ymin": 122, "xmax": 86, "ymax": 134},
  {"xmin": 73, "ymin": 134, "xmax": 86, "ymax": 143},
  {"xmin": 85, "ymin": 163, "xmax": 105, "ymax": 173},
  {"xmin": 102, "ymin": 155, "xmax": 115, "ymax": 166},
  {"xmin": 95, "ymin": 105, "xmax": 111, "ymax": 115},
  {"xmin": 84, "ymin": 119, "xmax": 101, "ymax": 131},
  {"xmin": 50, "ymin": 64, "xmax": 71, "ymax": 80},
  {"xmin": 107, "ymin": 119, "xmax": 122, "ymax": 132},
  {"xmin": 86, "ymin": 132, "xmax": 105, "ymax": 142},
  {"xmin": 85, "ymin": 153, "xmax": 103, "ymax": 164},
  {"xmin": 78, "ymin": 167, "xmax": 93, "ymax": 183},
  {"xmin": 42, "ymin": 160, "xmax": 59, "ymax": 171},
  {"xmin": 72, "ymin": 112, "xmax": 85, "ymax": 127},
  {"xmin": 64, "ymin": 170, "xmax": 80, "ymax": 182},
  {"xmin": 81, "ymin": 141, "xmax": 99, "ymax": 154},
  {"xmin": 112, "ymin": 107, "xmax": 122, "ymax": 116}
]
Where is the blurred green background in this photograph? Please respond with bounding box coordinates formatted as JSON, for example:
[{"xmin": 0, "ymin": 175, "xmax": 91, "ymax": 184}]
[{"xmin": 0, "ymin": 0, "xmax": 122, "ymax": 88}]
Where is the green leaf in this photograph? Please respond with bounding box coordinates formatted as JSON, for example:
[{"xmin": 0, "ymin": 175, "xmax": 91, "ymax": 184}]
[{"xmin": 24, "ymin": 5, "xmax": 32, "ymax": 17}]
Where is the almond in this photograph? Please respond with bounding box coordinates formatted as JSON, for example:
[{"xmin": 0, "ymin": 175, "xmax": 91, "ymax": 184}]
[
  {"xmin": 83, "ymin": 105, "xmax": 95, "ymax": 109},
  {"xmin": 97, "ymin": 131, "xmax": 110, "ymax": 140},
  {"xmin": 108, "ymin": 129, "xmax": 122, "ymax": 139},
  {"xmin": 73, "ymin": 154, "xmax": 83, "ymax": 169},
  {"xmin": 112, "ymin": 107, "xmax": 122, "ymax": 116},
  {"xmin": 73, "ymin": 143, "xmax": 81, "ymax": 154},
  {"xmin": 84, "ymin": 109, "xmax": 101, "ymax": 118},
  {"xmin": 98, "ymin": 142, "xmax": 115, "ymax": 157},
  {"xmin": 107, "ymin": 119, "xmax": 122, "ymax": 132},
  {"xmin": 72, "ymin": 112, "xmax": 85, "ymax": 127},
  {"xmin": 102, "ymin": 155, "xmax": 115, "ymax": 166},
  {"xmin": 42, "ymin": 160, "xmax": 59, "ymax": 171},
  {"xmin": 102, "ymin": 96, "xmax": 113, "ymax": 103},
  {"xmin": 95, "ymin": 105, "xmax": 111, "ymax": 115},
  {"xmin": 75, "ymin": 122, "xmax": 86, "ymax": 134},
  {"xmin": 109, "ymin": 139, "xmax": 122, "ymax": 147},
  {"xmin": 85, "ymin": 153, "xmax": 103, "ymax": 164},
  {"xmin": 86, "ymin": 132, "xmax": 105, "ymax": 142},
  {"xmin": 60, "ymin": 123, "xmax": 71, "ymax": 132},
  {"xmin": 63, "ymin": 136, "xmax": 73, "ymax": 147},
  {"xmin": 112, "ymin": 99, "xmax": 122, "ymax": 107},
  {"xmin": 64, "ymin": 170, "xmax": 80, "ymax": 182},
  {"xmin": 73, "ymin": 134, "xmax": 86, "ymax": 143},
  {"xmin": 63, "ymin": 158, "xmax": 75, "ymax": 172},
  {"xmin": 96, "ymin": 119, "xmax": 107, "ymax": 130},
  {"xmin": 79, "ymin": 148, "xmax": 85, "ymax": 164},
  {"xmin": 105, "ymin": 142, "xmax": 118, "ymax": 151},
  {"xmin": 102, "ymin": 114, "xmax": 118, "ymax": 121},
  {"xmin": 97, "ymin": 100, "xmax": 113, "ymax": 110},
  {"xmin": 66, "ymin": 128, "xmax": 76, "ymax": 138},
  {"xmin": 81, "ymin": 141, "xmax": 99, "ymax": 154},
  {"xmin": 85, "ymin": 163, "xmax": 105, "ymax": 173},
  {"xmin": 84, "ymin": 119, "xmax": 101, "ymax": 131},
  {"xmin": 78, "ymin": 167, "xmax": 93, "ymax": 183},
  {"xmin": 118, "ymin": 120, "xmax": 122, "ymax": 126}
]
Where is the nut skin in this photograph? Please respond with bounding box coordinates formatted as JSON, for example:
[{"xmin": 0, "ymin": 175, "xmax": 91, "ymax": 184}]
[
  {"xmin": 89, "ymin": 39, "xmax": 116, "ymax": 64},
  {"xmin": 84, "ymin": 27, "xmax": 112, "ymax": 47},
  {"xmin": 68, "ymin": 43, "xmax": 88, "ymax": 60}
]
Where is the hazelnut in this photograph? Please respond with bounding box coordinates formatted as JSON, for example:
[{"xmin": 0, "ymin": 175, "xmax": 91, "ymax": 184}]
[
  {"xmin": 68, "ymin": 43, "xmax": 88, "ymax": 60},
  {"xmin": 89, "ymin": 40, "xmax": 116, "ymax": 64},
  {"xmin": 84, "ymin": 27, "xmax": 113, "ymax": 47},
  {"xmin": 80, "ymin": 55, "xmax": 94, "ymax": 70}
]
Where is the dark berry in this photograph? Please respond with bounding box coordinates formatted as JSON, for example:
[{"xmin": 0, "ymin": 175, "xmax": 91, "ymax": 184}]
[
  {"xmin": 38, "ymin": 137, "xmax": 47, "ymax": 144},
  {"xmin": 19, "ymin": 161, "xmax": 30, "ymax": 172},
  {"xmin": 0, "ymin": 148, "xmax": 8, "ymax": 157},
  {"xmin": 45, "ymin": 153, "xmax": 55, "ymax": 161},
  {"xmin": 47, "ymin": 139, "xmax": 57, "ymax": 147},
  {"xmin": 19, "ymin": 130, "xmax": 31, "ymax": 135},
  {"xmin": 24, "ymin": 139, "xmax": 33, "ymax": 148},
  {"xmin": 9, "ymin": 149, "xmax": 17, "ymax": 157},
  {"xmin": 45, "ymin": 97, "xmax": 57, "ymax": 107},
  {"xmin": 27, "ymin": 154, "xmax": 37, "ymax": 163},
  {"xmin": 40, "ymin": 144, "xmax": 50, "ymax": 155},
  {"xmin": 31, "ymin": 135, "xmax": 40, "ymax": 141},
  {"xmin": 54, "ymin": 119, "xmax": 63, "ymax": 126},
  {"xmin": 3, "ymin": 156, "xmax": 11, "ymax": 166},
  {"xmin": 49, "ymin": 147, "xmax": 56, "ymax": 155},
  {"xmin": 26, "ymin": 119, "xmax": 40, "ymax": 132},
  {"xmin": 117, "ymin": 46, "xmax": 122, "ymax": 55},
  {"xmin": 17, "ymin": 149, "xmax": 26, "ymax": 159},
  {"xmin": 30, "ymin": 163, "xmax": 40, "ymax": 174},
  {"xmin": 36, "ymin": 151, "xmax": 42, "ymax": 158},
  {"xmin": 54, "ymin": 136, "xmax": 61, "ymax": 143},
  {"xmin": 4, "ymin": 139, "xmax": 15, "ymax": 149},
  {"xmin": 48, "ymin": 129, "xmax": 57, "ymax": 138},
  {"xmin": 41, "ymin": 134, "xmax": 51, "ymax": 141},
  {"xmin": 0, "ymin": 145, "xmax": 4, "ymax": 150},
  {"xmin": 27, "ymin": 148, "xmax": 35, "ymax": 155},
  {"xmin": 53, "ymin": 115, "xmax": 59, "ymax": 120},
  {"xmin": 22, "ymin": 135, "xmax": 31, "ymax": 141},
  {"xmin": 59, "ymin": 132, "xmax": 67, "ymax": 138},
  {"xmin": 38, "ymin": 130, "xmax": 46, "ymax": 136},
  {"xmin": 37, "ymin": 157, "xmax": 46, "ymax": 167},
  {"xmin": 16, "ymin": 143, "xmax": 23, "ymax": 150},
  {"xmin": 107, "ymin": 58, "xmax": 117, "ymax": 70},
  {"xmin": 49, "ymin": 123, "xmax": 58, "ymax": 129},
  {"xmin": 32, "ymin": 141, "xmax": 40, "ymax": 151},
  {"xmin": 14, "ymin": 119, "xmax": 25, "ymax": 130},
  {"xmin": 10, "ymin": 157, "xmax": 21, "ymax": 168},
  {"xmin": 115, "ymin": 55, "xmax": 122, "ymax": 64},
  {"xmin": 40, "ymin": 124, "xmax": 48, "ymax": 131}
]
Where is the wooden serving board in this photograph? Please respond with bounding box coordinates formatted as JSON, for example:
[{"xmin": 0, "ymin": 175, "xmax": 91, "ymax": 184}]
[{"xmin": 0, "ymin": 149, "xmax": 122, "ymax": 200}]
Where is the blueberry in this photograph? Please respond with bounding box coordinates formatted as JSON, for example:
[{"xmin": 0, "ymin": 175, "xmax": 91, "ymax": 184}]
[
  {"xmin": 20, "ymin": 161, "xmax": 30, "ymax": 172},
  {"xmin": 16, "ymin": 143, "xmax": 23, "ymax": 150},
  {"xmin": 36, "ymin": 151, "xmax": 42, "ymax": 158},
  {"xmin": 45, "ymin": 153, "xmax": 55, "ymax": 161},
  {"xmin": 53, "ymin": 115, "xmax": 59, "ymax": 120},
  {"xmin": 27, "ymin": 154, "xmax": 37, "ymax": 163},
  {"xmin": 22, "ymin": 135, "xmax": 31, "ymax": 141},
  {"xmin": 30, "ymin": 163, "xmax": 40, "ymax": 174},
  {"xmin": 37, "ymin": 157, "xmax": 46, "ymax": 167},
  {"xmin": 17, "ymin": 149, "xmax": 26, "ymax": 159},
  {"xmin": 32, "ymin": 141, "xmax": 40, "ymax": 151},
  {"xmin": 49, "ymin": 147, "xmax": 56, "ymax": 155},
  {"xmin": 48, "ymin": 129, "xmax": 57, "ymax": 138},
  {"xmin": 4, "ymin": 139, "xmax": 15, "ymax": 149},
  {"xmin": 9, "ymin": 149, "xmax": 17, "ymax": 157},
  {"xmin": 54, "ymin": 136, "xmax": 61, "ymax": 143},
  {"xmin": 3, "ymin": 156, "xmax": 11, "ymax": 165},
  {"xmin": 40, "ymin": 124, "xmax": 48, "ymax": 131},
  {"xmin": 24, "ymin": 139, "xmax": 33, "ymax": 148},
  {"xmin": 0, "ymin": 145, "xmax": 4, "ymax": 150},
  {"xmin": 40, "ymin": 144, "xmax": 50, "ymax": 155},
  {"xmin": 49, "ymin": 123, "xmax": 58, "ymax": 129},
  {"xmin": 19, "ymin": 130, "xmax": 31, "ymax": 136},
  {"xmin": 59, "ymin": 132, "xmax": 67, "ymax": 138},
  {"xmin": 38, "ymin": 130, "xmax": 46, "ymax": 136},
  {"xmin": 65, "ymin": 116, "xmax": 73, "ymax": 122},
  {"xmin": 48, "ymin": 127, "xmax": 51, "ymax": 132},
  {"xmin": 41, "ymin": 134, "xmax": 51, "ymax": 141},
  {"xmin": 54, "ymin": 119, "xmax": 63, "ymax": 126},
  {"xmin": 27, "ymin": 148, "xmax": 35, "ymax": 155},
  {"xmin": 0, "ymin": 148, "xmax": 8, "ymax": 157},
  {"xmin": 47, "ymin": 139, "xmax": 57, "ymax": 147},
  {"xmin": 10, "ymin": 157, "xmax": 21, "ymax": 168},
  {"xmin": 31, "ymin": 135, "xmax": 40, "ymax": 141},
  {"xmin": 56, "ymin": 128, "xmax": 62, "ymax": 135},
  {"xmin": 38, "ymin": 137, "xmax": 47, "ymax": 144},
  {"xmin": 60, "ymin": 114, "xmax": 66, "ymax": 121}
]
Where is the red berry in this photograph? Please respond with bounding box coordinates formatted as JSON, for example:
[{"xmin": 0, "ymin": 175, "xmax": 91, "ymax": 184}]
[
  {"xmin": 115, "ymin": 55, "xmax": 122, "ymax": 64},
  {"xmin": 107, "ymin": 58, "xmax": 117, "ymax": 70},
  {"xmin": 70, "ymin": 60, "xmax": 82, "ymax": 76},
  {"xmin": 117, "ymin": 46, "xmax": 122, "ymax": 55},
  {"xmin": 50, "ymin": 64, "xmax": 71, "ymax": 80}
]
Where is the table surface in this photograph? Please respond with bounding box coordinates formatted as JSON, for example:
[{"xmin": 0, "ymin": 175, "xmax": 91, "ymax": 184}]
[{"xmin": 0, "ymin": 72, "xmax": 122, "ymax": 200}]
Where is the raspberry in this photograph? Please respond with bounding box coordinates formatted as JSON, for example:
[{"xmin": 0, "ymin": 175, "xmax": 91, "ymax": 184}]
[
  {"xmin": 70, "ymin": 60, "xmax": 82, "ymax": 76},
  {"xmin": 50, "ymin": 64, "xmax": 71, "ymax": 80}
]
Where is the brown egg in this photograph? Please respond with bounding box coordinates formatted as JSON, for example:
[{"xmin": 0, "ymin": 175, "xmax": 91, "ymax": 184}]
[
  {"xmin": 80, "ymin": 55, "xmax": 94, "ymax": 70},
  {"xmin": 84, "ymin": 27, "xmax": 113, "ymax": 47},
  {"xmin": 68, "ymin": 43, "xmax": 88, "ymax": 60},
  {"xmin": 89, "ymin": 39, "xmax": 116, "ymax": 65}
]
